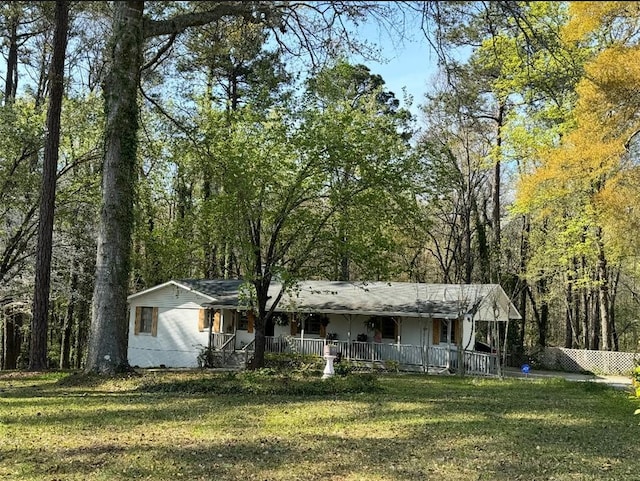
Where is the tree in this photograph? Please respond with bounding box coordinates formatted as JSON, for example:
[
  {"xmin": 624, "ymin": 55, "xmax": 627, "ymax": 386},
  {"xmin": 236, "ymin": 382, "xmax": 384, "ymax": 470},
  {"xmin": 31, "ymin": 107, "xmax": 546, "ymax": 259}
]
[
  {"xmin": 193, "ymin": 73, "xmax": 414, "ymax": 367},
  {"xmin": 0, "ymin": 2, "xmax": 58, "ymax": 369},
  {"xmin": 513, "ymin": 1, "xmax": 640, "ymax": 351},
  {"xmin": 29, "ymin": 0, "xmax": 69, "ymax": 371},
  {"xmin": 304, "ymin": 59, "xmax": 413, "ymax": 281},
  {"xmin": 85, "ymin": 1, "xmax": 406, "ymax": 374}
]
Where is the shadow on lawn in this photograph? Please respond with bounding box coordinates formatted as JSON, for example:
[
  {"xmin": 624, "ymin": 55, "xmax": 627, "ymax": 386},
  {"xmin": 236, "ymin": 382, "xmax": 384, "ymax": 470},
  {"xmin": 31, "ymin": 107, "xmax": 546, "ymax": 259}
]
[
  {"xmin": 5, "ymin": 410, "xmax": 636, "ymax": 481},
  {"xmin": 2, "ymin": 371, "xmax": 638, "ymax": 480}
]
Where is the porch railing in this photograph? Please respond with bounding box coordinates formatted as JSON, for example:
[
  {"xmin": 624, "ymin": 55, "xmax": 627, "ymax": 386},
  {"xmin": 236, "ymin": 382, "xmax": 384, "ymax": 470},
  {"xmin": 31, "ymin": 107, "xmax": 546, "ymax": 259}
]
[
  {"xmin": 211, "ymin": 333, "xmax": 235, "ymax": 351},
  {"xmin": 257, "ymin": 335, "xmax": 500, "ymax": 376},
  {"xmin": 218, "ymin": 334, "xmax": 499, "ymax": 376},
  {"xmin": 463, "ymin": 350, "xmax": 499, "ymax": 376}
]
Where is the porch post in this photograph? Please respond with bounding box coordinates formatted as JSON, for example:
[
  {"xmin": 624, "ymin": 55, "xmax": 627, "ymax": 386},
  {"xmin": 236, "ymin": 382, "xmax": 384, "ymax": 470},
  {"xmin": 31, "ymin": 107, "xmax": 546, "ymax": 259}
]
[
  {"xmin": 421, "ymin": 319, "xmax": 426, "ymax": 373},
  {"xmin": 502, "ymin": 319, "xmax": 509, "ymax": 370},
  {"xmin": 347, "ymin": 315, "xmax": 352, "ymax": 360},
  {"xmin": 426, "ymin": 315, "xmax": 432, "ymax": 374},
  {"xmin": 495, "ymin": 318, "xmax": 502, "ymax": 377}
]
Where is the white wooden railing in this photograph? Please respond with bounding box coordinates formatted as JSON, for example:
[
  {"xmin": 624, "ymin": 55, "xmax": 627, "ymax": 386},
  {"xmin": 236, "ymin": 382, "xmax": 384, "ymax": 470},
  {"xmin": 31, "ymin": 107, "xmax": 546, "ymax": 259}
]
[
  {"xmin": 211, "ymin": 333, "xmax": 235, "ymax": 351},
  {"xmin": 255, "ymin": 335, "xmax": 500, "ymax": 376}
]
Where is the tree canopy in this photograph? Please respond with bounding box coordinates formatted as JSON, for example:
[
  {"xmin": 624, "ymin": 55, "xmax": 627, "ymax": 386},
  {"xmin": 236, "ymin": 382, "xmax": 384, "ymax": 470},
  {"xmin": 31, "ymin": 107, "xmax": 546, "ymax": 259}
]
[{"xmin": 3, "ymin": 1, "xmax": 640, "ymax": 372}]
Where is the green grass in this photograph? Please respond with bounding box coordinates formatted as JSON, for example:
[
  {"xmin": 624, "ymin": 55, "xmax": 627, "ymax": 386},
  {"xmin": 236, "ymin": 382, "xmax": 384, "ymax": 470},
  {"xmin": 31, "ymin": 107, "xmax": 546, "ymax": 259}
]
[{"xmin": 0, "ymin": 369, "xmax": 638, "ymax": 480}]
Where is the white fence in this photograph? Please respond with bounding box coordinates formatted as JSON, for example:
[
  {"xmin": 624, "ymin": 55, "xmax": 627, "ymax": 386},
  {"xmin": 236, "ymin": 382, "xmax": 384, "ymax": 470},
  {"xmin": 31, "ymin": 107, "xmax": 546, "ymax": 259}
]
[{"xmin": 541, "ymin": 347, "xmax": 639, "ymax": 375}]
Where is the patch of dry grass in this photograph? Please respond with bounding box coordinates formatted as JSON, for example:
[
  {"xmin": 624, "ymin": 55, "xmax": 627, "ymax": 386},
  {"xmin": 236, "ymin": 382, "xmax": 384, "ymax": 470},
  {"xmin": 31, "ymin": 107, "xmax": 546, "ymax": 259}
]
[{"xmin": 0, "ymin": 370, "xmax": 637, "ymax": 480}]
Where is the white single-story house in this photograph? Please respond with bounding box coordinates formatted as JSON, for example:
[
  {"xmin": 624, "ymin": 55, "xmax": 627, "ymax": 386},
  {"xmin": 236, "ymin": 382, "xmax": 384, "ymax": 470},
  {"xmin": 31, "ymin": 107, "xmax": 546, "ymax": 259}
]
[{"xmin": 127, "ymin": 279, "xmax": 521, "ymax": 375}]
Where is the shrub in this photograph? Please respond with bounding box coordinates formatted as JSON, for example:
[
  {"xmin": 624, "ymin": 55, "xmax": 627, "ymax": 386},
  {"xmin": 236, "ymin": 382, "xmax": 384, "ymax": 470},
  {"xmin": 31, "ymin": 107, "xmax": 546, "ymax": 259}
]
[
  {"xmin": 136, "ymin": 370, "xmax": 380, "ymax": 396},
  {"xmin": 632, "ymin": 364, "xmax": 640, "ymax": 398},
  {"xmin": 264, "ymin": 352, "xmax": 324, "ymax": 373}
]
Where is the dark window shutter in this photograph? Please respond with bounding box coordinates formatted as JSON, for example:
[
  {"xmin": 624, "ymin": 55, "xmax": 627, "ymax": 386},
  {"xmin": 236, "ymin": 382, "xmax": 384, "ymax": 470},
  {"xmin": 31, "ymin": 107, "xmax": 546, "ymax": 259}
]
[
  {"xmin": 134, "ymin": 307, "xmax": 141, "ymax": 335},
  {"xmin": 432, "ymin": 319, "xmax": 440, "ymax": 345},
  {"xmin": 151, "ymin": 307, "xmax": 159, "ymax": 337}
]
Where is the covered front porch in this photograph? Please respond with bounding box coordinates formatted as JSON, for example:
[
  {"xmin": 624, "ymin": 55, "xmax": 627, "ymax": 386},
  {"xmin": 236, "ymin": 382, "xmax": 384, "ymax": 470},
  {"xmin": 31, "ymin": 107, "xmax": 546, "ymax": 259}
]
[{"xmin": 210, "ymin": 332, "xmax": 501, "ymax": 376}]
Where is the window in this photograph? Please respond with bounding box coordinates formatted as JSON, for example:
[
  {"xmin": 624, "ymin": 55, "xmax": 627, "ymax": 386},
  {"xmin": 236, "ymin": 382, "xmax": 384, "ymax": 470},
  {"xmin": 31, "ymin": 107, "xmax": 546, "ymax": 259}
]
[
  {"xmin": 140, "ymin": 307, "xmax": 153, "ymax": 333},
  {"xmin": 302, "ymin": 314, "xmax": 324, "ymax": 335},
  {"xmin": 135, "ymin": 306, "xmax": 157, "ymax": 336},
  {"xmin": 237, "ymin": 310, "xmax": 254, "ymax": 333},
  {"xmin": 238, "ymin": 311, "xmax": 249, "ymax": 330},
  {"xmin": 439, "ymin": 319, "xmax": 457, "ymax": 344},
  {"xmin": 381, "ymin": 318, "xmax": 396, "ymax": 339},
  {"xmin": 368, "ymin": 316, "xmax": 397, "ymax": 340}
]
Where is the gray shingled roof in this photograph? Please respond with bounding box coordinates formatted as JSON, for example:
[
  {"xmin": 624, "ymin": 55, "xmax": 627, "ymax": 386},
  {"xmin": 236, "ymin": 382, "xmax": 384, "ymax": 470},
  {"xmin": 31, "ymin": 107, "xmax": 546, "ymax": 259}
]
[
  {"xmin": 175, "ymin": 279, "xmax": 520, "ymax": 321},
  {"xmin": 175, "ymin": 279, "xmax": 244, "ymax": 304}
]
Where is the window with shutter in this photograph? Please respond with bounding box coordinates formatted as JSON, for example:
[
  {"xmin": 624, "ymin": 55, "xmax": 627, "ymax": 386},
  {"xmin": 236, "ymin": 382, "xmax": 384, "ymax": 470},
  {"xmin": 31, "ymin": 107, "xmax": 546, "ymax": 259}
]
[
  {"xmin": 237, "ymin": 310, "xmax": 255, "ymax": 332},
  {"xmin": 135, "ymin": 306, "xmax": 156, "ymax": 335},
  {"xmin": 237, "ymin": 311, "xmax": 249, "ymax": 330}
]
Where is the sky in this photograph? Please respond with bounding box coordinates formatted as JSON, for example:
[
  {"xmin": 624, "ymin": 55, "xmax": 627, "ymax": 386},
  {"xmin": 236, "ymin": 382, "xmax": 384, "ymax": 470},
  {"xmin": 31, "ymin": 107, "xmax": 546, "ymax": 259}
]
[{"xmin": 352, "ymin": 20, "xmax": 441, "ymax": 119}]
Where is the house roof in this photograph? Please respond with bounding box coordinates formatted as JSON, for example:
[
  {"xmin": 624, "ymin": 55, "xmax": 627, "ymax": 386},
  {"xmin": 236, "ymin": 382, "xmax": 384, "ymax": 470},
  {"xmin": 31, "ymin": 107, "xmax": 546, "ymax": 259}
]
[{"xmin": 130, "ymin": 279, "xmax": 520, "ymax": 322}]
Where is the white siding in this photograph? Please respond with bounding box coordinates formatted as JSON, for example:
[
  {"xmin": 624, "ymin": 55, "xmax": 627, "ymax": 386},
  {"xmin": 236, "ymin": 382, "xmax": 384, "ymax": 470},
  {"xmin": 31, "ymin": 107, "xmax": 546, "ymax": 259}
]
[
  {"xmin": 400, "ymin": 317, "xmax": 425, "ymax": 346},
  {"xmin": 128, "ymin": 284, "xmax": 211, "ymax": 367},
  {"xmin": 131, "ymin": 283, "xmax": 212, "ymax": 309},
  {"xmin": 462, "ymin": 315, "xmax": 475, "ymax": 350}
]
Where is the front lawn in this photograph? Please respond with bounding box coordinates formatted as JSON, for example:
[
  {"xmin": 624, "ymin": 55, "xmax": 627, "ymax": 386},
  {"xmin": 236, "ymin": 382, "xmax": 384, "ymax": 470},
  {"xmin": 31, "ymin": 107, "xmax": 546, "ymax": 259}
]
[{"xmin": 0, "ymin": 370, "xmax": 637, "ymax": 480}]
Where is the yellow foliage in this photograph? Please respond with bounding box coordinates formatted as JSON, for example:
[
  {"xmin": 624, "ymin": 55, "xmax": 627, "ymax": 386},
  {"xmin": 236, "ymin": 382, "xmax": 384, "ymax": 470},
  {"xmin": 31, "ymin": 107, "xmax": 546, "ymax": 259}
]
[
  {"xmin": 563, "ymin": 1, "xmax": 640, "ymax": 43},
  {"xmin": 515, "ymin": 44, "xmax": 640, "ymax": 262},
  {"xmin": 576, "ymin": 47, "xmax": 640, "ymax": 141},
  {"xmin": 595, "ymin": 168, "xmax": 640, "ymax": 259}
]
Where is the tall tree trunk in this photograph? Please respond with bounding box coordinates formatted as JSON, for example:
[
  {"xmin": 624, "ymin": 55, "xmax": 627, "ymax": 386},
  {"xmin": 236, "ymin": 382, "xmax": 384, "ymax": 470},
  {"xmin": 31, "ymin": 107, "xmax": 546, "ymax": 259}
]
[
  {"xmin": 527, "ymin": 279, "xmax": 549, "ymax": 348},
  {"xmin": 463, "ymin": 206, "xmax": 472, "ymax": 284},
  {"xmin": 4, "ymin": 14, "xmax": 18, "ymax": 104},
  {"xmin": 564, "ymin": 268, "xmax": 574, "ymax": 348},
  {"xmin": 609, "ymin": 267, "xmax": 620, "ymax": 351},
  {"xmin": 595, "ymin": 227, "xmax": 610, "ymax": 350},
  {"xmin": 29, "ymin": 0, "xmax": 69, "ymax": 371},
  {"xmin": 85, "ymin": 1, "xmax": 144, "ymax": 374},
  {"xmin": 580, "ymin": 256, "xmax": 590, "ymax": 349},
  {"xmin": 473, "ymin": 196, "xmax": 490, "ymax": 283},
  {"xmin": 517, "ymin": 215, "xmax": 529, "ymax": 354},
  {"xmin": 250, "ymin": 275, "xmax": 270, "ymax": 370},
  {"xmin": 60, "ymin": 265, "xmax": 78, "ymax": 369},
  {"xmin": 490, "ymin": 102, "xmax": 505, "ymax": 283},
  {"xmin": 3, "ymin": 309, "xmax": 22, "ymax": 369},
  {"xmin": 73, "ymin": 295, "xmax": 90, "ymax": 369},
  {"xmin": 590, "ymin": 287, "xmax": 600, "ymax": 350},
  {"xmin": 339, "ymin": 233, "xmax": 349, "ymax": 281}
]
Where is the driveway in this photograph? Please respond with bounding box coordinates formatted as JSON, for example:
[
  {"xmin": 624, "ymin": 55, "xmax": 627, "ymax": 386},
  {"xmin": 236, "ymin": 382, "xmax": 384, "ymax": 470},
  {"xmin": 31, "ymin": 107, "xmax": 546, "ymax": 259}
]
[{"xmin": 503, "ymin": 366, "xmax": 633, "ymax": 391}]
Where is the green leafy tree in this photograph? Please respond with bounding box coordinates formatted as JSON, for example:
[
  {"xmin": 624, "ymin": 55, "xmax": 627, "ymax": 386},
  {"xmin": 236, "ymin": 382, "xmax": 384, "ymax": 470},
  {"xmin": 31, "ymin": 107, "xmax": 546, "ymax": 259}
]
[
  {"xmin": 85, "ymin": 1, "xmax": 408, "ymax": 374},
  {"xmin": 188, "ymin": 63, "xmax": 415, "ymax": 367}
]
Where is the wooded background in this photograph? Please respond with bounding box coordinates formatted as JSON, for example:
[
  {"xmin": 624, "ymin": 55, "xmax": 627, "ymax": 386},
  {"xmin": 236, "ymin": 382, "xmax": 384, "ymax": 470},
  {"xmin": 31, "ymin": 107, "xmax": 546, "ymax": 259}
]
[{"xmin": 1, "ymin": 1, "xmax": 639, "ymax": 371}]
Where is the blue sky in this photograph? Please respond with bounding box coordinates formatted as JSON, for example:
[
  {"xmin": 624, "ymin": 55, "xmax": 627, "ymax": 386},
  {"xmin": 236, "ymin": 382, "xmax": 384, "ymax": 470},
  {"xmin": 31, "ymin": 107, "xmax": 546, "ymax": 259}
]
[{"xmin": 353, "ymin": 21, "xmax": 441, "ymax": 118}]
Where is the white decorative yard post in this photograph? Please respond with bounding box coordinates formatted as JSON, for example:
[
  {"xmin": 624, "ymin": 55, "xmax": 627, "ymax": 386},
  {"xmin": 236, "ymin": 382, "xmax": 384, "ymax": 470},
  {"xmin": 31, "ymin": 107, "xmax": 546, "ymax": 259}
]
[{"xmin": 322, "ymin": 343, "xmax": 336, "ymax": 379}]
